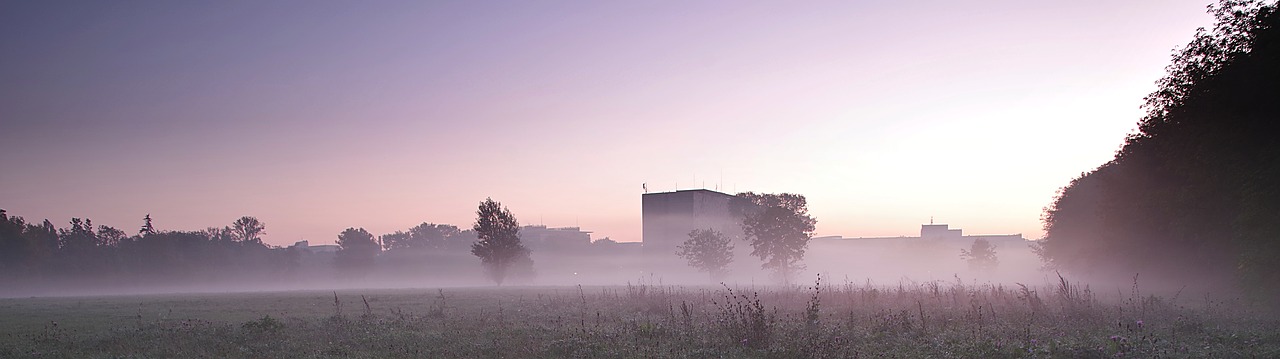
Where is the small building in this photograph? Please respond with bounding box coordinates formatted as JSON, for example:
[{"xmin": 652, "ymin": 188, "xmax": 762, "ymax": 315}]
[{"xmin": 290, "ymin": 240, "xmax": 339, "ymax": 253}]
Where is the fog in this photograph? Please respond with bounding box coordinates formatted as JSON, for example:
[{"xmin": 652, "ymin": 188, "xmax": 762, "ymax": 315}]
[
  {"xmin": 0, "ymin": 223, "xmax": 1069, "ymax": 299},
  {"xmin": 0, "ymin": 191, "xmax": 1229, "ymax": 301}
]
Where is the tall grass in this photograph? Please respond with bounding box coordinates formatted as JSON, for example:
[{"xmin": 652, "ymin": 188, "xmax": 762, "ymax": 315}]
[{"xmin": 1, "ymin": 276, "xmax": 1277, "ymax": 358}]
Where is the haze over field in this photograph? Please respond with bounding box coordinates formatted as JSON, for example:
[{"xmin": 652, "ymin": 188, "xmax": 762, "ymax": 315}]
[{"xmin": 1, "ymin": 0, "xmax": 1216, "ymax": 246}]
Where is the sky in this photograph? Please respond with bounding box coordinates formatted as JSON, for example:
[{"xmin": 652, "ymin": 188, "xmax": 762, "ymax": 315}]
[{"xmin": 1, "ymin": 0, "xmax": 1216, "ymax": 246}]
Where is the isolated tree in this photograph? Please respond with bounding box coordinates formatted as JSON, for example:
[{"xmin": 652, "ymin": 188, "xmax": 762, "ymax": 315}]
[
  {"xmin": 736, "ymin": 192, "xmax": 817, "ymax": 284},
  {"xmin": 336, "ymin": 227, "xmax": 379, "ymax": 270},
  {"xmin": 139, "ymin": 214, "xmax": 155, "ymax": 237},
  {"xmin": 676, "ymin": 228, "xmax": 734, "ymax": 281},
  {"xmin": 960, "ymin": 238, "xmax": 998, "ymax": 271},
  {"xmin": 470, "ymin": 198, "xmax": 531, "ymax": 285},
  {"xmin": 231, "ymin": 216, "xmax": 265, "ymax": 245}
]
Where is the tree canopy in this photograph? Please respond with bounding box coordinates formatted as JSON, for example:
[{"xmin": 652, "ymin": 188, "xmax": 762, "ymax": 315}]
[
  {"xmin": 471, "ymin": 198, "xmax": 531, "ymax": 285},
  {"xmin": 1038, "ymin": 0, "xmax": 1280, "ymax": 297},
  {"xmin": 735, "ymin": 192, "xmax": 817, "ymax": 284},
  {"xmin": 677, "ymin": 228, "xmax": 734, "ymax": 282},
  {"xmin": 336, "ymin": 227, "xmax": 380, "ymax": 271}
]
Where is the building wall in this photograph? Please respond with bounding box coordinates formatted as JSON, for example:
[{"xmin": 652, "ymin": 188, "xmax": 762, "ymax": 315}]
[
  {"xmin": 641, "ymin": 189, "xmax": 743, "ymax": 257},
  {"xmin": 520, "ymin": 225, "xmax": 591, "ymax": 250}
]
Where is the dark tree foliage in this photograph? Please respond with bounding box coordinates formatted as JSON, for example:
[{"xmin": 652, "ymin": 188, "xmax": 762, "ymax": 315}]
[
  {"xmin": 139, "ymin": 214, "xmax": 155, "ymax": 237},
  {"xmin": 0, "ymin": 211, "xmax": 296, "ymax": 289},
  {"xmin": 735, "ymin": 192, "xmax": 817, "ymax": 284},
  {"xmin": 1039, "ymin": 0, "xmax": 1280, "ymax": 297},
  {"xmin": 382, "ymin": 223, "xmax": 462, "ymax": 251},
  {"xmin": 336, "ymin": 227, "xmax": 379, "ymax": 271},
  {"xmin": 677, "ymin": 228, "xmax": 734, "ymax": 282},
  {"xmin": 960, "ymin": 239, "xmax": 998, "ymax": 272},
  {"xmin": 470, "ymin": 198, "xmax": 531, "ymax": 285},
  {"xmin": 231, "ymin": 216, "xmax": 266, "ymax": 246}
]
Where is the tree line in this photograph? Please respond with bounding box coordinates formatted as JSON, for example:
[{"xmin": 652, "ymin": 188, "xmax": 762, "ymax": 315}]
[
  {"xmin": 1037, "ymin": 0, "xmax": 1280, "ymax": 299},
  {"xmin": 0, "ymin": 198, "xmax": 538, "ymax": 289},
  {"xmin": 0, "ymin": 211, "xmax": 291, "ymax": 285}
]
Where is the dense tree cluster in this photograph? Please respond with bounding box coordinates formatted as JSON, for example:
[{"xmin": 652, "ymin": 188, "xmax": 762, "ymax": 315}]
[
  {"xmin": 1037, "ymin": 0, "xmax": 1280, "ymax": 297},
  {"xmin": 0, "ymin": 211, "xmax": 293, "ymax": 286},
  {"xmin": 381, "ymin": 223, "xmax": 469, "ymax": 252}
]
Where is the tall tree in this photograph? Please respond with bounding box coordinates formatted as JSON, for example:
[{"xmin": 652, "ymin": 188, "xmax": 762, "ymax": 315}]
[
  {"xmin": 231, "ymin": 216, "xmax": 265, "ymax": 246},
  {"xmin": 58, "ymin": 218, "xmax": 97, "ymax": 252},
  {"xmin": 335, "ymin": 227, "xmax": 379, "ymax": 271},
  {"xmin": 736, "ymin": 192, "xmax": 817, "ymax": 284},
  {"xmin": 1038, "ymin": 0, "xmax": 1280, "ymax": 297},
  {"xmin": 470, "ymin": 198, "xmax": 530, "ymax": 285},
  {"xmin": 0, "ymin": 210, "xmax": 29, "ymax": 272},
  {"xmin": 677, "ymin": 228, "xmax": 734, "ymax": 281},
  {"xmin": 139, "ymin": 214, "xmax": 155, "ymax": 237}
]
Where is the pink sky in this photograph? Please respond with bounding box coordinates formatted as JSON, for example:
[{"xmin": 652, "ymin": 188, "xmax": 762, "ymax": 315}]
[{"xmin": 1, "ymin": 1, "xmax": 1215, "ymax": 245}]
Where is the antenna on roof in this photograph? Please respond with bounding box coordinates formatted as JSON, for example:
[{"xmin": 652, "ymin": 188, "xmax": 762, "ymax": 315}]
[{"xmin": 930, "ymin": 216, "xmax": 934, "ymax": 225}]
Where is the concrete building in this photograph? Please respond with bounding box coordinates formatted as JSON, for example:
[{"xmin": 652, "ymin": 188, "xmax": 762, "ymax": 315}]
[
  {"xmin": 641, "ymin": 189, "xmax": 745, "ymax": 256},
  {"xmin": 916, "ymin": 223, "xmax": 1025, "ymax": 247},
  {"xmin": 520, "ymin": 225, "xmax": 592, "ymax": 250}
]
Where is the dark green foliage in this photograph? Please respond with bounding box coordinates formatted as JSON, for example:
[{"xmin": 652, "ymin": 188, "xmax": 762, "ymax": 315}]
[
  {"xmin": 381, "ymin": 223, "xmax": 463, "ymax": 251},
  {"xmin": 677, "ymin": 228, "xmax": 734, "ymax": 281},
  {"xmin": 0, "ymin": 212, "xmax": 293, "ymax": 288},
  {"xmin": 471, "ymin": 198, "xmax": 531, "ymax": 285},
  {"xmin": 335, "ymin": 227, "xmax": 379, "ymax": 271},
  {"xmin": 231, "ymin": 216, "xmax": 266, "ymax": 246},
  {"xmin": 736, "ymin": 192, "xmax": 817, "ymax": 284},
  {"xmin": 1038, "ymin": 0, "xmax": 1280, "ymax": 298}
]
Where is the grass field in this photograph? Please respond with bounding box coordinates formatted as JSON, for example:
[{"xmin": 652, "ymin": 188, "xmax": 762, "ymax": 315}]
[{"xmin": 2, "ymin": 276, "xmax": 1277, "ymax": 358}]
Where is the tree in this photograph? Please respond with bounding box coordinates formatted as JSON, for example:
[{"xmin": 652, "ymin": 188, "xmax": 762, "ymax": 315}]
[
  {"xmin": 336, "ymin": 227, "xmax": 379, "ymax": 271},
  {"xmin": 677, "ymin": 228, "xmax": 734, "ymax": 281},
  {"xmin": 231, "ymin": 216, "xmax": 265, "ymax": 246},
  {"xmin": 382, "ymin": 223, "xmax": 462, "ymax": 251},
  {"xmin": 58, "ymin": 218, "xmax": 97, "ymax": 252},
  {"xmin": 960, "ymin": 238, "xmax": 998, "ymax": 272},
  {"xmin": 736, "ymin": 192, "xmax": 817, "ymax": 284},
  {"xmin": 96, "ymin": 226, "xmax": 126, "ymax": 248},
  {"xmin": 1038, "ymin": 0, "xmax": 1280, "ymax": 297},
  {"xmin": 379, "ymin": 231, "xmax": 412, "ymax": 251},
  {"xmin": 470, "ymin": 198, "xmax": 531, "ymax": 285},
  {"xmin": 139, "ymin": 214, "xmax": 155, "ymax": 237},
  {"xmin": 0, "ymin": 210, "xmax": 30, "ymax": 272}
]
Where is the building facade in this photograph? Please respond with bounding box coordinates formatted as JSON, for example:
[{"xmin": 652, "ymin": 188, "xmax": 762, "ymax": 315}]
[{"xmin": 641, "ymin": 189, "xmax": 745, "ymax": 257}]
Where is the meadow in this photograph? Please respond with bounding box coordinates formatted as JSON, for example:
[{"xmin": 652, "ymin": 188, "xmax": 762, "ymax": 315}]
[{"xmin": 1, "ymin": 276, "xmax": 1277, "ymax": 358}]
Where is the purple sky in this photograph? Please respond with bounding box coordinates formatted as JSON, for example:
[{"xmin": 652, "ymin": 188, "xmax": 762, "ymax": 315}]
[{"xmin": 1, "ymin": 1, "xmax": 1214, "ymax": 246}]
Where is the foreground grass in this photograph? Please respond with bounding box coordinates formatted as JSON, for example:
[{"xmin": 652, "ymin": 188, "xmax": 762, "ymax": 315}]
[{"xmin": 1, "ymin": 277, "xmax": 1277, "ymax": 358}]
